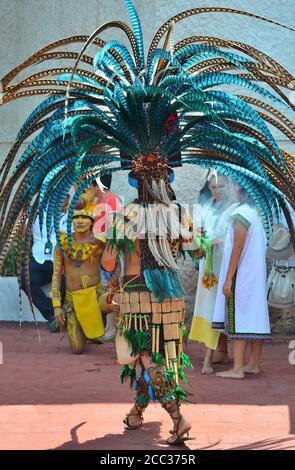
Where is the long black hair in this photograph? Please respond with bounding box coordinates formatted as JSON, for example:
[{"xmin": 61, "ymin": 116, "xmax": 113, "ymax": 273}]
[{"xmin": 198, "ymin": 173, "xmax": 229, "ymax": 205}]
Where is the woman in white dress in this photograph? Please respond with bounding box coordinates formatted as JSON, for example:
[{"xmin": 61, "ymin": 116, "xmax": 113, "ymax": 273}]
[
  {"xmin": 213, "ymin": 186, "xmax": 271, "ymax": 379},
  {"xmin": 189, "ymin": 173, "xmax": 237, "ymax": 374}
]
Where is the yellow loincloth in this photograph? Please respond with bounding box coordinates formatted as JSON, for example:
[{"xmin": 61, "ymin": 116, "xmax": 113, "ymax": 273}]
[{"xmin": 66, "ymin": 284, "xmax": 104, "ymax": 339}]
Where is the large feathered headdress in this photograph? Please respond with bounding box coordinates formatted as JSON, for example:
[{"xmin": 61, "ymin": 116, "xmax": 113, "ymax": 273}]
[{"xmin": 1, "ymin": 0, "xmax": 295, "ymax": 285}]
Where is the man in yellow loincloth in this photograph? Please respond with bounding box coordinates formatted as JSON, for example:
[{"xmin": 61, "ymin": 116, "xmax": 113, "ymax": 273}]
[{"xmin": 51, "ymin": 205, "xmax": 114, "ymax": 354}]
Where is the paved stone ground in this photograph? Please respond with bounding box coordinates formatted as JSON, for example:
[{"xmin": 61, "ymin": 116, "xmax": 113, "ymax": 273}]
[{"xmin": 0, "ymin": 322, "xmax": 294, "ymax": 450}]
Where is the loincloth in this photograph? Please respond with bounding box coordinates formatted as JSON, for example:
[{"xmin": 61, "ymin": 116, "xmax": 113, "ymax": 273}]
[{"xmin": 63, "ymin": 283, "xmax": 105, "ymax": 339}]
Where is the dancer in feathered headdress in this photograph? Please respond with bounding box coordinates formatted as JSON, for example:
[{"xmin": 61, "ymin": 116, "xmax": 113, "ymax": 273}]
[{"xmin": 0, "ymin": 0, "xmax": 294, "ymax": 444}]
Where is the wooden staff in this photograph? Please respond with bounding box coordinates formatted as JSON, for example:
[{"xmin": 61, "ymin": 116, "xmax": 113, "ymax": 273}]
[
  {"xmin": 167, "ymin": 341, "xmax": 177, "ymax": 362},
  {"xmin": 174, "ymin": 361, "xmax": 179, "ymax": 385},
  {"xmin": 144, "ymin": 314, "xmax": 149, "ymax": 330},
  {"xmin": 139, "ymin": 314, "xmax": 142, "ymax": 331},
  {"xmin": 164, "ymin": 342, "xmax": 169, "ymax": 368}
]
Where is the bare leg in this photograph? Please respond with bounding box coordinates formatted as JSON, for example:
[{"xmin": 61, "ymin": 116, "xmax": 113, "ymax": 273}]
[
  {"xmin": 212, "ymin": 334, "xmax": 230, "ymax": 364},
  {"xmin": 202, "ymin": 348, "xmax": 214, "ymax": 374},
  {"xmin": 99, "ymin": 291, "xmax": 117, "ymax": 340},
  {"xmin": 156, "ymin": 365, "xmax": 191, "ymax": 444},
  {"xmin": 164, "ymin": 401, "xmax": 192, "ymax": 445},
  {"xmin": 124, "ymin": 404, "xmax": 144, "ymax": 428},
  {"xmin": 67, "ymin": 309, "xmax": 87, "ymax": 354},
  {"xmin": 124, "ymin": 352, "xmax": 153, "ymax": 429},
  {"xmin": 140, "ymin": 351, "xmax": 155, "ymax": 369},
  {"xmin": 216, "ymin": 339, "xmax": 247, "ymax": 379},
  {"xmin": 244, "ymin": 340, "xmax": 263, "ymax": 374},
  {"xmin": 125, "ymin": 352, "xmax": 192, "ymax": 443}
]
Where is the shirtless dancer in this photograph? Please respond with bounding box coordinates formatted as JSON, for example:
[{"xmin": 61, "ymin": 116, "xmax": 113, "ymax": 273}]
[{"xmin": 52, "ymin": 207, "xmax": 114, "ymax": 353}]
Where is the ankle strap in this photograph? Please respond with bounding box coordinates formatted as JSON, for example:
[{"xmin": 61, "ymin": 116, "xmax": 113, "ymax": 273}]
[{"xmin": 162, "ymin": 400, "xmax": 180, "ymax": 417}]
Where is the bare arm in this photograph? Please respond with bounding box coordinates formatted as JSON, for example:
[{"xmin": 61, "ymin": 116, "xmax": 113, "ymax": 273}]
[
  {"xmin": 107, "ymin": 259, "xmax": 121, "ymax": 291},
  {"xmin": 223, "ymin": 221, "xmax": 248, "ymax": 297},
  {"xmin": 51, "ymin": 245, "xmax": 65, "ymax": 327}
]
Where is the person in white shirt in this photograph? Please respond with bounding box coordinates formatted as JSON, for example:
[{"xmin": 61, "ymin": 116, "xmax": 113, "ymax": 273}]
[{"xmin": 21, "ymin": 195, "xmax": 70, "ymax": 331}]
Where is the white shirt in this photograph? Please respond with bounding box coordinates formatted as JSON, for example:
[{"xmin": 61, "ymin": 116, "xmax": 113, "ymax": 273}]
[{"xmin": 32, "ymin": 212, "xmax": 68, "ymax": 264}]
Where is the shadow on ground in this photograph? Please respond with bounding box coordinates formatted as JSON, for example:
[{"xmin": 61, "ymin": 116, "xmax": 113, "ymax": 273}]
[{"xmin": 1, "ymin": 322, "xmax": 294, "ymax": 445}]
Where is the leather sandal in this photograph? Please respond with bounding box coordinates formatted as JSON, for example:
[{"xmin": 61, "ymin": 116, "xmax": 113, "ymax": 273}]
[
  {"xmin": 166, "ymin": 415, "xmax": 192, "ymax": 445},
  {"xmin": 123, "ymin": 405, "xmax": 144, "ymax": 430},
  {"xmin": 163, "ymin": 402, "xmax": 192, "ymax": 445}
]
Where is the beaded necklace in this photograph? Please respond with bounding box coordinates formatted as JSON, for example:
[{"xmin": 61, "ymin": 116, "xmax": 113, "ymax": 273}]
[{"xmin": 60, "ymin": 232, "xmax": 104, "ymax": 267}]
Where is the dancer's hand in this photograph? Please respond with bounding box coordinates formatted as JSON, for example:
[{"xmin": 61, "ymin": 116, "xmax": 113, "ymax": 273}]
[
  {"xmin": 101, "ymin": 241, "xmax": 118, "ymax": 272},
  {"xmin": 108, "ymin": 279, "xmax": 120, "ymax": 292},
  {"xmin": 223, "ymin": 279, "xmax": 232, "ymax": 297},
  {"xmin": 54, "ymin": 307, "xmax": 65, "ymax": 328}
]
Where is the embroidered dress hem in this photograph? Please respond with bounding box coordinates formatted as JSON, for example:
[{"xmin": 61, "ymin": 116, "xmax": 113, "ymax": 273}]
[
  {"xmin": 226, "ymin": 333, "xmax": 272, "ymax": 340},
  {"xmin": 212, "ymin": 322, "xmax": 225, "ymax": 330}
]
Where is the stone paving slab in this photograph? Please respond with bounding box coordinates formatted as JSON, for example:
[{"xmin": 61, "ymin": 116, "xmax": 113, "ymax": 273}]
[{"xmin": 0, "ymin": 322, "xmax": 294, "ymax": 450}]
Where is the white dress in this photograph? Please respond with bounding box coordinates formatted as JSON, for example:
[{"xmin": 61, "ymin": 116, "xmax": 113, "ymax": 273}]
[
  {"xmin": 189, "ymin": 199, "xmax": 237, "ymax": 349},
  {"xmin": 212, "ymin": 204, "xmax": 271, "ymax": 339}
]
